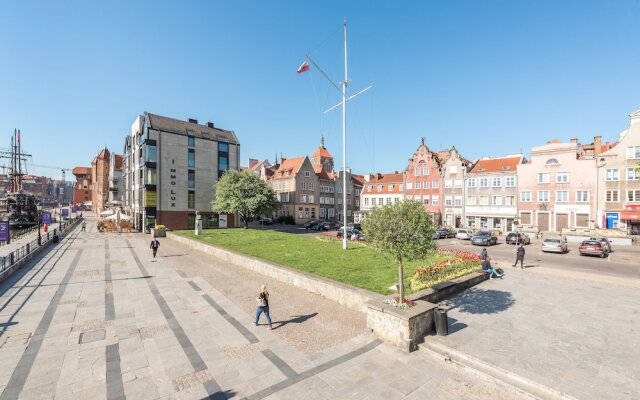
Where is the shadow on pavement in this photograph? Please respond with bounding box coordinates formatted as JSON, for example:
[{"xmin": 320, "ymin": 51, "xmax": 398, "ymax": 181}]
[
  {"xmin": 447, "ymin": 316, "xmax": 467, "ymax": 334},
  {"xmin": 443, "ymin": 287, "xmax": 515, "ymax": 315},
  {"xmin": 273, "ymin": 312, "xmax": 319, "ymax": 330},
  {"xmin": 199, "ymin": 389, "xmax": 236, "ymax": 400}
]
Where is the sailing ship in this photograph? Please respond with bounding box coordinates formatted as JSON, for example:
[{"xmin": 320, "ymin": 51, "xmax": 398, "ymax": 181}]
[{"xmin": 0, "ymin": 129, "xmax": 38, "ymax": 228}]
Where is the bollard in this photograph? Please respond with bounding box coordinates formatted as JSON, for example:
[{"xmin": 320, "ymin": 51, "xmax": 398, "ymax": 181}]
[
  {"xmin": 26, "ymin": 243, "xmax": 30, "ymax": 254},
  {"xmin": 435, "ymin": 308, "xmax": 449, "ymax": 336}
]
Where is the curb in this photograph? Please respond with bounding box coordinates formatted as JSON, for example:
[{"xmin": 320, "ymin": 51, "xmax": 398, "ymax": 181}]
[{"xmin": 419, "ymin": 339, "xmax": 579, "ymax": 400}]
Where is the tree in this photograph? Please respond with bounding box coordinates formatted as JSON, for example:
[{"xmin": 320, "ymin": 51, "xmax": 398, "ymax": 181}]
[
  {"xmin": 362, "ymin": 200, "xmax": 436, "ymax": 303},
  {"xmin": 212, "ymin": 169, "xmax": 280, "ymax": 229}
]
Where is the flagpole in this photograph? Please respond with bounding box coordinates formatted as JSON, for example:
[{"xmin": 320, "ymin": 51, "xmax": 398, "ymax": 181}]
[{"xmin": 342, "ymin": 17, "xmax": 348, "ymax": 250}]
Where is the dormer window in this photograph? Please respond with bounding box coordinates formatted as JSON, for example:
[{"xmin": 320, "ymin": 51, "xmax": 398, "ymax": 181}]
[
  {"xmin": 285, "ymin": 171, "xmax": 290, "ymax": 177},
  {"xmin": 305, "ymin": 171, "xmax": 310, "ymax": 177},
  {"xmin": 368, "ymin": 185, "xmax": 373, "ymax": 191},
  {"xmin": 388, "ymin": 184, "xmax": 394, "ymax": 191},
  {"xmin": 546, "ymin": 158, "xmax": 560, "ymax": 165},
  {"xmin": 377, "ymin": 184, "xmax": 383, "ymax": 191}
]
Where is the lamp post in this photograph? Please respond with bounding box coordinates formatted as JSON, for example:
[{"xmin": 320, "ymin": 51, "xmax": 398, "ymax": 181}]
[
  {"xmin": 595, "ymin": 157, "xmax": 606, "ymax": 230},
  {"xmin": 37, "ymin": 206, "xmax": 41, "ymax": 246}
]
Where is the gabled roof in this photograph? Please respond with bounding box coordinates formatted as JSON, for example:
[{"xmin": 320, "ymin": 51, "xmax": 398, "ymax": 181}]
[
  {"xmin": 249, "ymin": 159, "xmax": 270, "ymax": 172},
  {"xmin": 97, "ymin": 147, "xmax": 110, "ymax": 159},
  {"xmin": 314, "ymin": 166, "xmax": 335, "ymax": 180},
  {"xmin": 469, "ymin": 155, "xmax": 523, "ymax": 174},
  {"xmin": 272, "ymin": 156, "xmax": 306, "ymax": 179},
  {"xmin": 146, "ymin": 112, "xmax": 239, "ymax": 145},
  {"xmin": 312, "ymin": 146, "xmax": 333, "ymax": 159},
  {"xmin": 351, "ymin": 174, "xmax": 365, "ymax": 186},
  {"xmin": 363, "ymin": 172, "xmax": 405, "ymax": 194}
]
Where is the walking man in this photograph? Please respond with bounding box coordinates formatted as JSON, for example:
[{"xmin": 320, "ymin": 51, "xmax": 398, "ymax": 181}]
[
  {"xmin": 513, "ymin": 243, "xmax": 525, "ymax": 269},
  {"xmin": 150, "ymin": 238, "xmax": 160, "ymax": 259},
  {"xmin": 81, "ymin": 221, "xmax": 86, "ymax": 232}
]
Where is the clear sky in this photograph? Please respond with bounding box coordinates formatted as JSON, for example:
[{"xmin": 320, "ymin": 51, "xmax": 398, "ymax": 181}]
[{"xmin": 1, "ymin": 1, "xmax": 639, "ymax": 180}]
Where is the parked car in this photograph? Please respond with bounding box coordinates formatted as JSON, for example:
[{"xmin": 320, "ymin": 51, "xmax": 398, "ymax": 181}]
[
  {"xmin": 258, "ymin": 216, "xmax": 274, "ymax": 225},
  {"xmin": 318, "ymin": 221, "xmax": 341, "ymax": 231},
  {"xmin": 437, "ymin": 228, "xmax": 456, "ymax": 239},
  {"xmin": 471, "ymin": 231, "xmax": 498, "ymax": 246},
  {"xmin": 431, "ymin": 231, "xmax": 440, "ymax": 240},
  {"xmin": 347, "ymin": 223, "xmax": 362, "ymax": 231},
  {"xmin": 456, "ymin": 229, "xmax": 472, "ymax": 240},
  {"xmin": 579, "ymin": 240, "xmax": 607, "ymax": 258},
  {"xmin": 337, "ymin": 228, "xmax": 364, "ymax": 240},
  {"xmin": 304, "ymin": 220, "xmax": 320, "ymax": 230},
  {"xmin": 506, "ymin": 232, "xmax": 531, "ymax": 245},
  {"xmin": 589, "ymin": 237, "xmax": 612, "ymax": 253},
  {"xmin": 542, "ymin": 237, "xmax": 568, "ymax": 253}
]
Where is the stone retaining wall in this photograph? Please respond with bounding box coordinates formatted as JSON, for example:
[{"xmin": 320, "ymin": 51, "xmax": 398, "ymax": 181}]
[
  {"xmin": 167, "ymin": 232, "xmax": 384, "ymax": 313},
  {"xmin": 366, "ymin": 300, "xmax": 437, "ymax": 352}
]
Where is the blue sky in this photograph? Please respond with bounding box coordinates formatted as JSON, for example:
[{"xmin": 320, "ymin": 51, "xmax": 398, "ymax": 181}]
[{"xmin": 1, "ymin": 1, "xmax": 639, "ymax": 179}]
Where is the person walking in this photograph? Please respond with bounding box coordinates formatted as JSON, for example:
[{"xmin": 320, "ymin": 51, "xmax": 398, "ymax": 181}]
[
  {"xmin": 150, "ymin": 238, "xmax": 160, "ymax": 259},
  {"xmin": 513, "ymin": 243, "xmax": 525, "ymax": 269},
  {"xmin": 254, "ymin": 285, "xmax": 272, "ymax": 330},
  {"xmin": 480, "ymin": 248, "xmax": 488, "ymax": 261},
  {"xmin": 81, "ymin": 221, "xmax": 86, "ymax": 232}
]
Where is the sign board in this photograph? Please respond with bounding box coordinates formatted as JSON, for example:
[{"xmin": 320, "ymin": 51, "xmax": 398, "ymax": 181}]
[
  {"xmin": 219, "ymin": 214, "xmax": 228, "ymax": 229},
  {"xmin": 41, "ymin": 212, "xmax": 52, "ymax": 225},
  {"xmin": 62, "ymin": 209, "xmax": 69, "ymax": 217},
  {"xmin": 0, "ymin": 221, "xmax": 9, "ymax": 242}
]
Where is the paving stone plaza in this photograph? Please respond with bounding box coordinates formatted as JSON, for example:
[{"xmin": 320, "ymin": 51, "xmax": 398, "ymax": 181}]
[{"xmin": 0, "ymin": 219, "xmax": 530, "ymax": 400}]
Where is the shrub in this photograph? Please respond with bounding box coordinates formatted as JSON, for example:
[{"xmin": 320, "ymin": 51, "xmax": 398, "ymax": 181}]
[{"xmin": 154, "ymin": 224, "xmax": 166, "ymax": 230}]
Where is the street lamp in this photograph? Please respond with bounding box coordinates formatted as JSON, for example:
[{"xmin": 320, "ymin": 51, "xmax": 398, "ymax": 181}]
[
  {"xmin": 37, "ymin": 205, "xmax": 41, "ymax": 246},
  {"xmin": 595, "ymin": 157, "xmax": 606, "ymax": 230}
]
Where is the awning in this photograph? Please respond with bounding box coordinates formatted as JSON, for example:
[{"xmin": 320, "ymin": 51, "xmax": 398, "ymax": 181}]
[{"xmin": 619, "ymin": 211, "xmax": 640, "ymax": 221}]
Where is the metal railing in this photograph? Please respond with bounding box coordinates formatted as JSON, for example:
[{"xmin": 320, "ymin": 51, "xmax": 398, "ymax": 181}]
[{"xmin": 0, "ymin": 218, "xmax": 83, "ymax": 273}]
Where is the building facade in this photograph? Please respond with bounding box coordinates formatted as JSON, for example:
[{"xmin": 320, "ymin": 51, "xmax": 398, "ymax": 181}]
[
  {"xmin": 465, "ymin": 155, "xmax": 523, "ymax": 232},
  {"xmin": 270, "ymin": 156, "xmax": 320, "ymax": 224},
  {"xmin": 517, "ymin": 139, "xmax": 596, "ymax": 233},
  {"xmin": 72, "ymin": 167, "xmax": 92, "ymax": 208},
  {"xmin": 108, "ymin": 153, "xmax": 124, "ymax": 204},
  {"xmin": 355, "ymin": 172, "xmax": 404, "ymax": 222},
  {"xmin": 440, "ymin": 147, "xmax": 470, "ymax": 228},
  {"xmin": 404, "ymin": 140, "xmax": 443, "ymax": 225},
  {"xmin": 597, "ymin": 110, "xmax": 640, "ymax": 234},
  {"xmin": 123, "ymin": 113, "xmax": 240, "ymax": 231},
  {"xmin": 91, "ymin": 148, "xmax": 110, "ymax": 212}
]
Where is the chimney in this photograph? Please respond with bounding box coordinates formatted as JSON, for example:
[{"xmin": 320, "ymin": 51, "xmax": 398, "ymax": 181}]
[
  {"xmin": 594, "ymin": 136, "xmax": 602, "ymax": 156},
  {"xmin": 188, "ymin": 118, "xmax": 198, "ymax": 124},
  {"xmin": 206, "ymin": 122, "xmax": 214, "ymax": 128},
  {"xmin": 248, "ymin": 159, "xmax": 258, "ymax": 169},
  {"xmin": 570, "ymin": 138, "xmax": 578, "ymax": 144}
]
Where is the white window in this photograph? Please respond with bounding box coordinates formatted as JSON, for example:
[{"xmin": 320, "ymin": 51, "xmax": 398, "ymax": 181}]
[
  {"xmin": 521, "ymin": 191, "xmax": 532, "ymax": 202},
  {"xmin": 627, "ymin": 146, "xmax": 640, "ymax": 159},
  {"xmin": 355, "ymin": 199, "xmax": 359, "ymax": 206},
  {"xmin": 467, "ymin": 178, "xmax": 476, "ymax": 188},
  {"xmin": 432, "ymin": 181, "xmax": 439, "ymax": 188},
  {"xmin": 422, "ymin": 181, "xmax": 429, "ymax": 189},
  {"xmin": 537, "ymin": 191, "xmax": 550, "ymax": 202},
  {"xmin": 280, "ymin": 193, "xmax": 289, "ymax": 202},
  {"xmin": 627, "ymin": 168, "xmax": 639, "ymax": 180},
  {"xmin": 300, "ymin": 194, "xmax": 307, "ymax": 203},
  {"xmin": 305, "ymin": 171, "xmax": 311, "ymax": 177},
  {"xmin": 627, "ymin": 190, "xmax": 640, "ymax": 202},
  {"xmin": 556, "ymin": 191, "xmax": 569, "ymax": 202},
  {"xmin": 394, "ymin": 198, "xmax": 400, "ymax": 204},
  {"xmin": 348, "ymin": 188, "xmax": 352, "ymax": 194},
  {"xmin": 454, "ymin": 180, "xmax": 462, "ymax": 187},
  {"xmin": 406, "ymin": 182, "xmax": 413, "ymax": 190},
  {"xmin": 319, "ymin": 208, "xmax": 326, "ymax": 218},
  {"xmin": 320, "ymin": 197, "xmax": 325, "ymax": 204},
  {"xmin": 605, "ymin": 190, "xmax": 619, "ymax": 202},
  {"xmin": 414, "ymin": 168, "xmax": 420, "ymax": 176},
  {"xmin": 467, "ymin": 196, "xmax": 477, "ymax": 205},
  {"xmin": 386, "ymin": 198, "xmax": 392, "ymax": 205},
  {"xmin": 309, "ymin": 183, "xmax": 314, "ymax": 191},
  {"xmin": 479, "ymin": 178, "xmax": 488, "ymax": 187},
  {"xmin": 378, "ymin": 198, "xmax": 383, "ymax": 205},
  {"xmin": 387, "ymin": 184, "xmax": 394, "ymax": 191},
  {"xmin": 537, "ymin": 173, "xmax": 550, "ymax": 183},
  {"xmin": 445, "ymin": 196, "xmax": 453, "ymax": 206},
  {"xmin": 492, "ymin": 177, "xmax": 502, "ymax": 187},
  {"xmin": 491, "ymin": 195, "xmax": 502, "ymax": 205},
  {"xmin": 454, "ymin": 196, "xmax": 463, "ymax": 206},
  {"xmin": 328, "ymin": 209, "xmax": 335, "ymax": 218},
  {"xmin": 432, "ymin": 195, "xmax": 439, "ymax": 205},
  {"xmin": 505, "ymin": 176, "xmax": 516, "ymax": 187},
  {"xmin": 479, "ymin": 195, "xmax": 489, "ymax": 205},
  {"xmin": 399, "ymin": 184, "xmax": 403, "ymax": 191},
  {"xmin": 308, "ymin": 195, "xmax": 315, "ymax": 203},
  {"xmin": 444, "ymin": 180, "xmax": 453, "ymax": 188},
  {"xmin": 364, "ymin": 198, "xmax": 369, "ymax": 206},
  {"xmin": 423, "ymin": 167, "xmax": 430, "ymax": 175},
  {"xmin": 556, "ymin": 172, "xmax": 569, "ymax": 183},
  {"xmin": 449, "ymin": 165, "xmax": 458, "ymax": 174},
  {"xmin": 377, "ymin": 185, "xmax": 382, "ymax": 191},
  {"xmin": 505, "ymin": 195, "xmax": 515, "ymax": 206},
  {"xmin": 576, "ymin": 191, "xmax": 589, "ymax": 202},
  {"xmin": 301, "ymin": 181, "xmax": 307, "ymax": 190},
  {"xmin": 605, "ymin": 169, "xmax": 619, "ymax": 181},
  {"xmin": 338, "ymin": 197, "xmax": 342, "ymax": 204}
]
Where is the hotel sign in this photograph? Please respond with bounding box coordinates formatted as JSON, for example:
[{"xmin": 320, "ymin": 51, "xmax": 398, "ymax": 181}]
[{"xmin": 170, "ymin": 159, "xmax": 177, "ymax": 208}]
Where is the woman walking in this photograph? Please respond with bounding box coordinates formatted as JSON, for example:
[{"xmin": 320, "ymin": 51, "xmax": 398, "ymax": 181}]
[{"xmin": 254, "ymin": 285, "xmax": 272, "ymax": 330}]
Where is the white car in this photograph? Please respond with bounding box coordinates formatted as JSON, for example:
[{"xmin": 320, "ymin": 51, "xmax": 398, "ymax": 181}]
[
  {"xmin": 456, "ymin": 229, "xmax": 472, "ymax": 240},
  {"xmin": 542, "ymin": 237, "xmax": 568, "ymax": 253}
]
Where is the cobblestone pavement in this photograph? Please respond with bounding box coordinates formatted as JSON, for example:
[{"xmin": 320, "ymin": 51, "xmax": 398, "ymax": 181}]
[
  {"xmin": 436, "ymin": 265, "xmax": 640, "ymax": 400},
  {"xmin": 0, "ymin": 217, "xmax": 529, "ymax": 399}
]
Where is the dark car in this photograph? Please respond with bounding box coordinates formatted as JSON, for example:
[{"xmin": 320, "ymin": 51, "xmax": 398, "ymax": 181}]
[
  {"xmin": 257, "ymin": 216, "xmax": 273, "ymax": 225},
  {"xmin": 347, "ymin": 223, "xmax": 362, "ymax": 231},
  {"xmin": 437, "ymin": 228, "xmax": 456, "ymax": 239},
  {"xmin": 579, "ymin": 240, "xmax": 607, "ymax": 258},
  {"xmin": 337, "ymin": 228, "xmax": 364, "ymax": 240},
  {"xmin": 506, "ymin": 232, "xmax": 530, "ymax": 245},
  {"xmin": 321, "ymin": 221, "xmax": 341, "ymax": 231},
  {"xmin": 471, "ymin": 231, "xmax": 498, "ymax": 246},
  {"xmin": 304, "ymin": 220, "xmax": 320, "ymax": 230}
]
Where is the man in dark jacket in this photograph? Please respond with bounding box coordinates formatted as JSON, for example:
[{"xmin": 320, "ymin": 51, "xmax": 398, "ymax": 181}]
[
  {"xmin": 513, "ymin": 244, "xmax": 525, "ymax": 269},
  {"xmin": 150, "ymin": 238, "xmax": 160, "ymax": 259}
]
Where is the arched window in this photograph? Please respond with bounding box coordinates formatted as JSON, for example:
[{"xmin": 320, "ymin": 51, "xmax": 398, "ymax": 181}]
[{"xmin": 545, "ymin": 158, "xmax": 560, "ymax": 165}]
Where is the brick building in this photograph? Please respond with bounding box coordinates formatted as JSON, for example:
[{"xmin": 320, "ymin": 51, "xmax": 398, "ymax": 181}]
[{"xmin": 72, "ymin": 166, "xmax": 92, "ymax": 208}]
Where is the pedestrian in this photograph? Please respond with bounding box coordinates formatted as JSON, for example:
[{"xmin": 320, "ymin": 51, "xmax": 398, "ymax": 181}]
[
  {"xmin": 150, "ymin": 238, "xmax": 160, "ymax": 259},
  {"xmin": 482, "ymin": 257, "xmax": 503, "ymax": 279},
  {"xmin": 254, "ymin": 285, "xmax": 272, "ymax": 330},
  {"xmin": 81, "ymin": 221, "xmax": 86, "ymax": 232},
  {"xmin": 480, "ymin": 248, "xmax": 488, "ymax": 261},
  {"xmin": 513, "ymin": 243, "xmax": 525, "ymax": 269}
]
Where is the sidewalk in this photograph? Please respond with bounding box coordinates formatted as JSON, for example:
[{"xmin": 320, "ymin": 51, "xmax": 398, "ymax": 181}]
[
  {"xmin": 431, "ymin": 266, "xmax": 640, "ymax": 400},
  {"xmin": 0, "ymin": 218, "xmax": 530, "ymax": 399},
  {"xmin": 0, "ymin": 222, "xmax": 62, "ymax": 257}
]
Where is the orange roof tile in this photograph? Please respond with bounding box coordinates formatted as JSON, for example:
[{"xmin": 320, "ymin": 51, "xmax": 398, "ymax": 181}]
[
  {"xmin": 312, "ymin": 146, "xmax": 333, "ymax": 159},
  {"xmin": 72, "ymin": 167, "xmax": 91, "ymax": 176},
  {"xmin": 363, "ymin": 172, "xmax": 405, "ymax": 194},
  {"xmin": 272, "ymin": 156, "xmax": 306, "ymax": 179},
  {"xmin": 469, "ymin": 156, "xmax": 522, "ymax": 174}
]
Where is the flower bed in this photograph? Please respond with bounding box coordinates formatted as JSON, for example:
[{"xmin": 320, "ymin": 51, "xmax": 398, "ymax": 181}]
[
  {"xmin": 383, "ymin": 295, "xmax": 417, "ymax": 309},
  {"xmin": 409, "ymin": 248, "xmax": 482, "ymax": 292}
]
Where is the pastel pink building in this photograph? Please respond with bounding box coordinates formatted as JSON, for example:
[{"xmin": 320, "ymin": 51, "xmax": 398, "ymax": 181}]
[
  {"xmin": 404, "ymin": 140, "xmax": 443, "ymax": 225},
  {"xmin": 517, "ymin": 139, "xmax": 597, "ymax": 233}
]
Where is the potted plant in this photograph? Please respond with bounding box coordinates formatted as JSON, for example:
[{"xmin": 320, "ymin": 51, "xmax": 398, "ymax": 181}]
[{"xmin": 151, "ymin": 224, "xmax": 166, "ymax": 237}]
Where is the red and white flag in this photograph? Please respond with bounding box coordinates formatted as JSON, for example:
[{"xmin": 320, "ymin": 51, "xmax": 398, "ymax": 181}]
[{"xmin": 296, "ymin": 61, "xmax": 309, "ymax": 74}]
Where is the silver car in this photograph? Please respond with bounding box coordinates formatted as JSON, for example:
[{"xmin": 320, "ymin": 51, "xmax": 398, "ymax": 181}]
[
  {"xmin": 456, "ymin": 229, "xmax": 472, "ymax": 240},
  {"xmin": 542, "ymin": 237, "xmax": 567, "ymax": 253}
]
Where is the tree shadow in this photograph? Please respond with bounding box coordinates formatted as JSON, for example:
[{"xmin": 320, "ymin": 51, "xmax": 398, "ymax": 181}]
[
  {"xmin": 199, "ymin": 389, "xmax": 237, "ymax": 399},
  {"xmin": 273, "ymin": 312, "xmax": 318, "ymax": 330},
  {"xmin": 441, "ymin": 287, "xmax": 515, "ymax": 315}
]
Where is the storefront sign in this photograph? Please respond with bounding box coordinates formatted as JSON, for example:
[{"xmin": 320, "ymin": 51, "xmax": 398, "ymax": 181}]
[
  {"xmin": 62, "ymin": 209, "xmax": 69, "ymax": 217},
  {"xmin": 41, "ymin": 212, "xmax": 52, "ymax": 225},
  {"xmin": 0, "ymin": 221, "xmax": 9, "ymax": 242}
]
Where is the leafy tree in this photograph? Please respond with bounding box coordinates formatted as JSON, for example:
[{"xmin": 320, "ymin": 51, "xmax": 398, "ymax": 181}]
[
  {"xmin": 362, "ymin": 200, "xmax": 436, "ymax": 303},
  {"xmin": 212, "ymin": 169, "xmax": 280, "ymax": 229}
]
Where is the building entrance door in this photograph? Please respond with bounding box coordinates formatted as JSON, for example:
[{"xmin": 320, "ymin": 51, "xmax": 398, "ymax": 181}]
[
  {"xmin": 556, "ymin": 213, "xmax": 568, "ymax": 232},
  {"xmin": 538, "ymin": 213, "xmax": 549, "ymax": 232}
]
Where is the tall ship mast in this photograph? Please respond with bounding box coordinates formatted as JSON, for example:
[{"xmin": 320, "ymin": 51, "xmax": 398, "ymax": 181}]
[{"xmin": 0, "ymin": 129, "xmax": 38, "ymax": 228}]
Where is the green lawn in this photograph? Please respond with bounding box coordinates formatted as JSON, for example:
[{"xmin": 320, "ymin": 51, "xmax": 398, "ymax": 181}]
[{"xmin": 175, "ymin": 229, "xmax": 448, "ymax": 295}]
